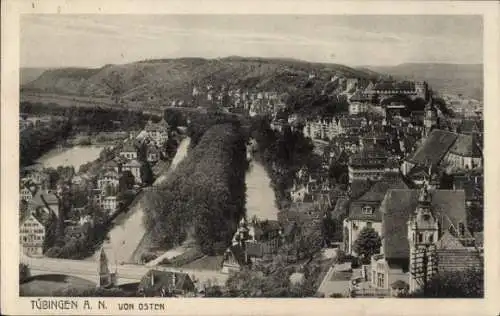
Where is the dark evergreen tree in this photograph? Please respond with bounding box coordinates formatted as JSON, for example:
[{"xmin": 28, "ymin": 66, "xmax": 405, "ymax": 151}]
[{"xmin": 353, "ymin": 227, "xmax": 382, "ymax": 263}]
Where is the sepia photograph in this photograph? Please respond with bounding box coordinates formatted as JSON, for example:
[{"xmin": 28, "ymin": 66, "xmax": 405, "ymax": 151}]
[
  {"xmin": 16, "ymin": 13, "xmax": 486, "ymax": 299},
  {"xmin": 2, "ymin": 1, "xmax": 499, "ymax": 315}
]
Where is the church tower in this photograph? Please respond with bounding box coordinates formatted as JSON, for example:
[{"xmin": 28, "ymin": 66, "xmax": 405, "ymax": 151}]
[
  {"xmin": 407, "ymin": 182, "xmax": 439, "ymax": 293},
  {"xmin": 423, "ymin": 95, "xmax": 438, "ymax": 137},
  {"xmin": 98, "ymin": 248, "xmax": 116, "ymax": 288}
]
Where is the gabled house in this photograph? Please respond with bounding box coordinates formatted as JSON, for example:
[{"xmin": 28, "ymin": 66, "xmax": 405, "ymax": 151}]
[
  {"xmin": 343, "ymin": 175, "xmax": 409, "ymax": 255},
  {"xmin": 122, "ymin": 159, "xmax": 142, "ymax": 184},
  {"xmin": 401, "ymin": 129, "xmax": 483, "ymax": 176},
  {"xmin": 146, "ymin": 144, "xmax": 160, "ymax": 163},
  {"xmin": 119, "ymin": 142, "xmax": 138, "ymax": 161},
  {"xmin": 221, "ymin": 244, "xmax": 246, "ymax": 274},
  {"xmin": 245, "ymin": 219, "xmax": 282, "ymax": 263},
  {"xmin": 20, "ymin": 213, "xmax": 46, "ymax": 257},
  {"xmin": 452, "ymin": 173, "xmax": 483, "ymax": 207},
  {"xmin": 97, "ymin": 170, "xmax": 120, "ymax": 192},
  {"xmin": 29, "ymin": 190, "xmax": 59, "ymax": 218},
  {"xmin": 103, "ymin": 159, "xmax": 121, "ymax": 173},
  {"xmin": 369, "ymin": 185, "xmax": 477, "ymax": 293},
  {"xmin": 20, "ymin": 186, "xmax": 34, "ymax": 202},
  {"xmin": 138, "ymin": 269, "xmax": 195, "ymax": 297}
]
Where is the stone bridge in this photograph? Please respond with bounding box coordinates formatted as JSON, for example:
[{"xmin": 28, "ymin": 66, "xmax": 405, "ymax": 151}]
[{"xmin": 22, "ymin": 255, "xmax": 228, "ymax": 287}]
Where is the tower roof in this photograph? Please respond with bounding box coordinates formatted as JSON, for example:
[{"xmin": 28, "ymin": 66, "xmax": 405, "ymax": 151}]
[{"xmin": 418, "ymin": 183, "xmax": 431, "ymax": 205}]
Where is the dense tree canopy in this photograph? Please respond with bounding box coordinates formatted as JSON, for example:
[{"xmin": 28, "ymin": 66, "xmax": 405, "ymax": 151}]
[
  {"xmin": 353, "ymin": 227, "xmax": 382, "ymax": 263},
  {"xmin": 407, "ymin": 267, "xmax": 484, "ymax": 298},
  {"xmin": 143, "ymin": 123, "xmax": 248, "ymax": 254},
  {"xmin": 250, "ymin": 116, "xmax": 319, "ymax": 209},
  {"xmin": 19, "ymin": 264, "xmax": 31, "ymax": 283}
]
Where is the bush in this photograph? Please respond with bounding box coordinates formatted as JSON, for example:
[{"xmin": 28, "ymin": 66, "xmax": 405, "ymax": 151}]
[
  {"xmin": 140, "ymin": 252, "xmax": 158, "ymax": 263},
  {"xmin": 329, "ymin": 293, "xmax": 344, "ymax": 298},
  {"xmin": 406, "ymin": 267, "xmax": 484, "ymax": 298}
]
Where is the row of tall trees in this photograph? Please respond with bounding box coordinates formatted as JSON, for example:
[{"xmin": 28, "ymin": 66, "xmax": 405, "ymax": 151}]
[
  {"xmin": 185, "ymin": 112, "xmax": 242, "ymax": 147},
  {"xmin": 21, "ymin": 101, "xmax": 152, "ymax": 132},
  {"xmin": 20, "ymin": 117, "xmax": 72, "ymax": 166},
  {"xmin": 142, "ymin": 123, "xmax": 248, "ymax": 255}
]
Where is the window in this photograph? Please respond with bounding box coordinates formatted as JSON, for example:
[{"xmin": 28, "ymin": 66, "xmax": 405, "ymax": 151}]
[
  {"xmin": 418, "ymin": 233, "xmax": 423, "ymax": 243},
  {"xmin": 366, "ymin": 222, "xmax": 373, "ymax": 229},
  {"xmin": 459, "ymin": 222, "xmax": 465, "ymax": 237},
  {"xmin": 362, "ymin": 206, "xmax": 373, "ymax": 215},
  {"xmin": 428, "ymin": 234, "xmax": 434, "ymax": 243},
  {"xmin": 377, "ymin": 273, "xmax": 385, "ymax": 288}
]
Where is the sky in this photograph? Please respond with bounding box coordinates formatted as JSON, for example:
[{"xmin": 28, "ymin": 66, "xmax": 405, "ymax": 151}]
[{"xmin": 20, "ymin": 15, "xmax": 483, "ymax": 68}]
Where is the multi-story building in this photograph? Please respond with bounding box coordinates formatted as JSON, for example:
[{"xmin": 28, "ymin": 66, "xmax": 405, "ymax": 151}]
[
  {"xmin": 143, "ymin": 119, "xmax": 169, "ymax": 147},
  {"xmin": 20, "ymin": 213, "xmax": 46, "ymax": 257},
  {"xmin": 122, "ymin": 159, "xmax": 142, "ymax": 184},
  {"xmin": 119, "ymin": 142, "xmax": 138, "ymax": 160},
  {"xmin": 303, "ymin": 117, "xmax": 341, "ymax": 141},
  {"xmin": 343, "ymin": 175, "xmax": 409, "ymax": 255},
  {"xmin": 369, "ymin": 185, "xmax": 480, "ymax": 294},
  {"xmin": 147, "ymin": 144, "xmax": 160, "ymax": 163},
  {"xmin": 348, "ymin": 92, "xmax": 371, "ymax": 115},
  {"xmin": 366, "ymin": 80, "xmax": 428, "ymax": 100},
  {"xmin": 97, "ymin": 170, "xmax": 120, "ymax": 191},
  {"xmin": 101, "ymin": 196, "xmax": 117, "ymax": 213},
  {"xmin": 401, "ymin": 129, "xmax": 483, "ymax": 176},
  {"xmin": 338, "ymin": 117, "xmax": 366, "ymax": 135},
  {"xmin": 20, "ymin": 186, "xmax": 33, "ymax": 202},
  {"xmin": 348, "ymin": 146, "xmax": 395, "ymax": 183}
]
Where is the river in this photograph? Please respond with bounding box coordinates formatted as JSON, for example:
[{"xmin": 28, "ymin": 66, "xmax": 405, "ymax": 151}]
[
  {"xmin": 245, "ymin": 160, "xmax": 280, "ymax": 221},
  {"xmin": 93, "ymin": 136, "xmax": 279, "ymax": 266},
  {"xmin": 96, "ymin": 137, "xmax": 191, "ymax": 265},
  {"xmin": 34, "ymin": 145, "xmax": 104, "ymax": 170}
]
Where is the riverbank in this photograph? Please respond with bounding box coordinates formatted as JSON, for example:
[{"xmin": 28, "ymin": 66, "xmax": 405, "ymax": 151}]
[
  {"xmin": 34, "ymin": 145, "xmax": 105, "ymax": 170},
  {"xmin": 97, "ymin": 137, "xmax": 192, "ymax": 265}
]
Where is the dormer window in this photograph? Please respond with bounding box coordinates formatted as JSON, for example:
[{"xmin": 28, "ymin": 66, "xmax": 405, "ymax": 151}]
[{"xmin": 362, "ymin": 206, "xmax": 373, "ymax": 215}]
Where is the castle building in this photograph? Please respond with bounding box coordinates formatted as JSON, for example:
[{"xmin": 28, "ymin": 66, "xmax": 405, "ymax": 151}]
[{"xmin": 366, "ymin": 80, "xmax": 428, "ymax": 100}]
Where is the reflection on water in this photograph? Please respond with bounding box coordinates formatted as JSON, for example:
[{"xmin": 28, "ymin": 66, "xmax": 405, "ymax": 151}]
[
  {"xmin": 99, "ymin": 137, "xmax": 191, "ymax": 265},
  {"xmin": 36, "ymin": 146, "xmax": 104, "ymax": 170},
  {"xmin": 93, "ymin": 137, "xmax": 278, "ymax": 265},
  {"xmin": 245, "ymin": 160, "xmax": 279, "ymax": 221}
]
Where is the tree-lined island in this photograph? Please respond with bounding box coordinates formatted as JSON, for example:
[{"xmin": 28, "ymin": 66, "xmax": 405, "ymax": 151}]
[{"xmin": 19, "ymin": 55, "xmax": 483, "ymax": 298}]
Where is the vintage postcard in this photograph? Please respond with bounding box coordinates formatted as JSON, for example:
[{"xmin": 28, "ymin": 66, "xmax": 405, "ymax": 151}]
[{"xmin": 2, "ymin": 0, "xmax": 499, "ymax": 315}]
